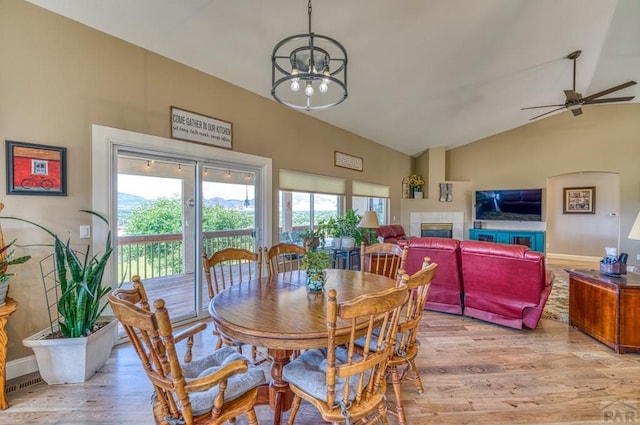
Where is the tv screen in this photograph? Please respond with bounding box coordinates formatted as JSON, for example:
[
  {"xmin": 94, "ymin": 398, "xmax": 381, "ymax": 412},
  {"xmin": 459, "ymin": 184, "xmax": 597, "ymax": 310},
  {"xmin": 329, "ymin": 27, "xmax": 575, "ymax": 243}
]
[{"xmin": 475, "ymin": 189, "xmax": 542, "ymax": 221}]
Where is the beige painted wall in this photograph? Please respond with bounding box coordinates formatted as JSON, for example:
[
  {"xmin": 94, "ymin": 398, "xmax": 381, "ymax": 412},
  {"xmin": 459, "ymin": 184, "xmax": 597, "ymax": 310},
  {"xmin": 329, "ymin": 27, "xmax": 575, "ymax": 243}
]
[
  {"xmin": 0, "ymin": 0, "xmax": 411, "ymax": 361},
  {"xmin": 447, "ymin": 104, "xmax": 640, "ymax": 262},
  {"xmin": 547, "ymin": 172, "xmax": 620, "ymax": 257}
]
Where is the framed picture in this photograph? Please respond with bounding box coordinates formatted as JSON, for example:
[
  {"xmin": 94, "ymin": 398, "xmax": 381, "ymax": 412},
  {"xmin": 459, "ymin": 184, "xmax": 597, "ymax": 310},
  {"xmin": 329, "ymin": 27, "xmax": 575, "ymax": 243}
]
[
  {"xmin": 5, "ymin": 140, "xmax": 67, "ymax": 196},
  {"xmin": 334, "ymin": 151, "xmax": 363, "ymax": 171},
  {"xmin": 563, "ymin": 186, "xmax": 595, "ymax": 214}
]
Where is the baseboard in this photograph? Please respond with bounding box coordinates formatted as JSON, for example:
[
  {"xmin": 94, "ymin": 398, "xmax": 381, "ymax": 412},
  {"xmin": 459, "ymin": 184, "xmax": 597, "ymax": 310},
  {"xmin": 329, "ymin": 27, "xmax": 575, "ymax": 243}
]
[
  {"xmin": 546, "ymin": 253, "xmax": 601, "ymax": 263},
  {"xmin": 6, "ymin": 355, "xmax": 38, "ymax": 381}
]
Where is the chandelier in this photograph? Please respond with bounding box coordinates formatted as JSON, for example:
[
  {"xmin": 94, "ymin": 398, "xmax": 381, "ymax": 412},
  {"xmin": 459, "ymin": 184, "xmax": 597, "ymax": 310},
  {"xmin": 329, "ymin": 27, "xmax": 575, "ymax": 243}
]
[{"xmin": 271, "ymin": 0, "xmax": 348, "ymax": 111}]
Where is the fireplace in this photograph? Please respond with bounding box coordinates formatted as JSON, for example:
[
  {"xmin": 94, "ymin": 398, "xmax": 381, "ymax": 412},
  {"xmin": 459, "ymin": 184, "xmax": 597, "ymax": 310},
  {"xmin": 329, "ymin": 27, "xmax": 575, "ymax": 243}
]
[{"xmin": 421, "ymin": 223, "xmax": 453, "ymax": 238}]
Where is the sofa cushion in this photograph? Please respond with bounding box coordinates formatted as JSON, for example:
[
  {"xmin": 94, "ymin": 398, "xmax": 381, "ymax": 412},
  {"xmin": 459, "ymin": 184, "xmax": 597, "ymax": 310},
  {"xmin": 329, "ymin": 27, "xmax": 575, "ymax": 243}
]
[
  {"xmin": 404, "ymin": 237, "xmax": 463, "ymax": 315},
  {"xmin": 459, "ymin": 240, "xmax": 550, "ymax": 329}
]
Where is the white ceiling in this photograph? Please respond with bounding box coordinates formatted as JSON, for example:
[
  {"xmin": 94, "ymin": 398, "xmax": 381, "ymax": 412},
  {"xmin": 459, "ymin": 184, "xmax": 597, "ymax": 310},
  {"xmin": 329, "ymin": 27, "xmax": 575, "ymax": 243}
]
[{"xmin": 26, "ymin": 0, "xmax": 640, "ymax": 157}]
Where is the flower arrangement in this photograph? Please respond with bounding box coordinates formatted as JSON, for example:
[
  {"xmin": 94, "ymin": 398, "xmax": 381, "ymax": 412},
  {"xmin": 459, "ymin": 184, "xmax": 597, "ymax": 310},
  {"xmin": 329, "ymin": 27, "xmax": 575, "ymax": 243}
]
[
  {"xmin": 301, "ymin": 250, "xmax": 332, "ymax": 291},
  {"xmin": 408, "ymin": 173, "xmax": 425, "ymax": 188}
]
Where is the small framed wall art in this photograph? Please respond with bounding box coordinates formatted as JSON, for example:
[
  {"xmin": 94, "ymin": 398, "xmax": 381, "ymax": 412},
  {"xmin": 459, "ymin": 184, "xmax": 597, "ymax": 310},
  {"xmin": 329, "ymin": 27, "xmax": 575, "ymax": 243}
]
[
  {"xmin": 5, "ymin": 140, "xmax": 67, "ymax": 196},
  {"xmin": 563, "ymin": 186, "xmax": 595, "ymax": 214},
  {"xmin": 334, "ymin": 151, "xmax": 363, "ymax": 171}
]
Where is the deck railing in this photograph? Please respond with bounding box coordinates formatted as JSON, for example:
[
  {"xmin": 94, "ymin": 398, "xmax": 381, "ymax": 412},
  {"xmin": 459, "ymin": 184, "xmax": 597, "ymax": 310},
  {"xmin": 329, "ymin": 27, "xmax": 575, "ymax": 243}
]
[
  {"xmin": 117, "ymin": 229, "xmax": 254, "ymax": 281},
  {"xmin": 117, "ymin": 226, "xmax": 310, "ymax": 281}
]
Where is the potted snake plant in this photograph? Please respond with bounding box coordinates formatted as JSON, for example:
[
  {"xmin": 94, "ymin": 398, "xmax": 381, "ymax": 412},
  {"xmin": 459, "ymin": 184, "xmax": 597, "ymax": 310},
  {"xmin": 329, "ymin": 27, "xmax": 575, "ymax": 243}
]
[{"xmin": 2, "ymin": 210, "xmax": 116, "ymax": 384}]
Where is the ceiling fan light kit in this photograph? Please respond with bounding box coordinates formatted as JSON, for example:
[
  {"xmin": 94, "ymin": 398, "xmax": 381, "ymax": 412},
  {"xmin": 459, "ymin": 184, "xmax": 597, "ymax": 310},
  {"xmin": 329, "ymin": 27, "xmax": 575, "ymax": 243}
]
[
  {"xmin": 271, "ymin": 0, "xmax": 348, "ymax": 111},
  {"xmin": 523, "ymin": 50, "xmax": 636, "ymax": 120}
]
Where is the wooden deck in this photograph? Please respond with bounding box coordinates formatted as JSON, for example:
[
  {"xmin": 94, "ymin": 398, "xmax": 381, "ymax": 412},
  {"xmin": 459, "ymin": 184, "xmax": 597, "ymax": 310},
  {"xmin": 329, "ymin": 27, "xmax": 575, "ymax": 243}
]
[{"xmin": 119, "ymin": 273, "xmax": 209, "ymax": 320}]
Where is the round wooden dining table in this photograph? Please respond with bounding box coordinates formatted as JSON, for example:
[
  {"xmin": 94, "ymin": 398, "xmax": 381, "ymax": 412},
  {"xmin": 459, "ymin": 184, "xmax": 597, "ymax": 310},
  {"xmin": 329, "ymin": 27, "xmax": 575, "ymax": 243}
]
[{"xmin": 208, "ymin": 269, "xmax": 397, "ymax": 424}]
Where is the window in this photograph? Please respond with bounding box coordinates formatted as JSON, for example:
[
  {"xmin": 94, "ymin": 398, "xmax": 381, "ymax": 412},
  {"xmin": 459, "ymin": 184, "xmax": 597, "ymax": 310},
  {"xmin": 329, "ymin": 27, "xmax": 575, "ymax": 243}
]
[
  {"xmin": 352, "ymin": 181, "xmax": 390, "ymax": 224},
  {"xmin": 278, "ymin": 170, "xmax": 346, "ymax": 244},
  {"xmin": 279, "ymin": 191, "xmax": 343, "ymax": 244}
]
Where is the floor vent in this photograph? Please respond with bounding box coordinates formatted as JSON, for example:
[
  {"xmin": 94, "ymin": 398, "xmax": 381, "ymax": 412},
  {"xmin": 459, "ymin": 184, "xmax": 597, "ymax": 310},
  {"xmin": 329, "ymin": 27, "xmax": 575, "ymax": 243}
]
[{"xmin": 4, "ymin": 372, "xmax": 43, "ymax": 395}]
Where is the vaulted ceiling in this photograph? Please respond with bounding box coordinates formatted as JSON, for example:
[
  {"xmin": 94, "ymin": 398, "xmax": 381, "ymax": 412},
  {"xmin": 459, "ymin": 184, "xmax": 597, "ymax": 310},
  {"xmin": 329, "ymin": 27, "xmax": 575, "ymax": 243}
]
[{"xmin": 26, "ymin": 0, "xmax": 640, "ymax": 156}]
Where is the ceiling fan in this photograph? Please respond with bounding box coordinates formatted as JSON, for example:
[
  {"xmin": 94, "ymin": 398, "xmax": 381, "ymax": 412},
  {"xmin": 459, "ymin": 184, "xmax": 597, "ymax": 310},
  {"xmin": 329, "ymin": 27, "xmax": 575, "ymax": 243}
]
[{"xmin": 522, "ymin": 50, "xmax": 637, "ymax": 120}]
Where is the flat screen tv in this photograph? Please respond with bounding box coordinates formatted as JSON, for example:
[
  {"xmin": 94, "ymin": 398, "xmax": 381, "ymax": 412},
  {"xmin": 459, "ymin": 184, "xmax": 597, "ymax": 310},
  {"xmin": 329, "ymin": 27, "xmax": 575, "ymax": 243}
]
[{"xmin": 475, "ymin": 189, "xmax": 543, "ymax": 221}]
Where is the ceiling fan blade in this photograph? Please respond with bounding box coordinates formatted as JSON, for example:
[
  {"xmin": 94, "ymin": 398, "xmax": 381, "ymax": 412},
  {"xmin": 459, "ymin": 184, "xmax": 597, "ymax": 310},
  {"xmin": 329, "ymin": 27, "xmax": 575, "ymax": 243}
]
[
  {"xmin": 529, "ymin": 106, "xmax": 566, "ymax": 120},
  {"xmin": 521, "ymin": 104, "xmax": 565, "ymax": 110},
  {"xmin": 583, "ymin": 96, "xmax": 635, "ymax": 105},
  {"xmin": 571, "ymin": 107, "xmax": 583, "ymax": 116},
  {"xmin": 564, "ymin": 90, "xmax": 580, "ymax": 102},
  {"xmin": 582, "ymin": 81, "xmax": 637, "ymax": 102}
]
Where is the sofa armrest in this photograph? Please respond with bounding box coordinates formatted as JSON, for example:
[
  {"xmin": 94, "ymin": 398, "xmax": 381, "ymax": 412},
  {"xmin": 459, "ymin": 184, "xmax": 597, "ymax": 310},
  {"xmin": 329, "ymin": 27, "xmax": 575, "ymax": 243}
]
[{"xmin": 545, "ymin": 270, "xmax": 554, "ymax": 286}]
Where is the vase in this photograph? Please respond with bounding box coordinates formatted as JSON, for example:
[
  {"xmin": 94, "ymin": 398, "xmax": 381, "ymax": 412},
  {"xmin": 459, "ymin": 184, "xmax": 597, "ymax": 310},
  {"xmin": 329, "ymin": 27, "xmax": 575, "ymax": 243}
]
[{"xmin": 307, "ymin": 271, "xmax": 327, "ymax": 292}]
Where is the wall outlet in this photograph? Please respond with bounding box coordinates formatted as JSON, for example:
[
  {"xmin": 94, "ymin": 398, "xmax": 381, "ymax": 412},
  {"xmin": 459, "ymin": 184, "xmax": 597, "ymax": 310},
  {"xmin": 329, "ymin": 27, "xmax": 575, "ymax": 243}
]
[{"xmin": 636, "ymin": 254, "xmax": 640, "ymax": 262}]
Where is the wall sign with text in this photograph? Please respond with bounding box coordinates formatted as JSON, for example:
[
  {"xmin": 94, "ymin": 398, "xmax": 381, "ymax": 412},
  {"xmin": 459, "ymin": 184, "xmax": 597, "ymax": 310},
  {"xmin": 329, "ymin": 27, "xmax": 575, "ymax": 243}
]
[{"xmin": 170, "ymin": 106, "xmax": 232, "ymax": 149}]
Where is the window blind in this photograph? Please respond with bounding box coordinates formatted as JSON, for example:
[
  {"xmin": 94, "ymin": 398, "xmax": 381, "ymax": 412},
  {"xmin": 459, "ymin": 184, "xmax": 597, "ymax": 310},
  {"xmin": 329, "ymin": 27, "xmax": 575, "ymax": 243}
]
[
  {"xmin": 279, "ymin": 169, "xmax": 346, "ymax": 195},
  {"xmin": 352, "ymin": 180, "xmax": 390, "ymax": 198}
]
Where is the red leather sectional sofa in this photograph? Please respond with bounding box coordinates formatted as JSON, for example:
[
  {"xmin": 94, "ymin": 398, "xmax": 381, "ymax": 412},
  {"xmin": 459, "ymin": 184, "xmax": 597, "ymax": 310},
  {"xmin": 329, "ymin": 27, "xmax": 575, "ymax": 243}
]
[
  {"xmin": 375, "ymin": 224, "xmax": 411, "ymax": 244},
  {"xmin": 402, "ymin": 237, "xmax": 554, "ymax": 329}
]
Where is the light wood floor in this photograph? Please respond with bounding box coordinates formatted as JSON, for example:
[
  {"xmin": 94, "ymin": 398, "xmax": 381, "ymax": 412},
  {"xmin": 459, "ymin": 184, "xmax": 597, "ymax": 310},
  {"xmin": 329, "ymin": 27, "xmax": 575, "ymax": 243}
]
[{"xmin": 4, "ymin": 260, "xmax": 639, "ymax": 424}]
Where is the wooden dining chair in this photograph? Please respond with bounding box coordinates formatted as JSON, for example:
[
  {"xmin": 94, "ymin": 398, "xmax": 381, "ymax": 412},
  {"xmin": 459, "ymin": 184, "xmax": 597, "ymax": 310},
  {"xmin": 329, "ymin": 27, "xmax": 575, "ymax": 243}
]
[
  {"xmin": 107, "ymin": 276, "xmax": 267, "ymax": 425},
  {"xmin": 388, "ymin": 257, "xmax": 438, "ymax": 424},
  {"xmin": 202, "ymin": 247, "xmax": 262, "ymax": 359},
  {"xmin": 264, "ymin": 242, "xmax": 307, "ymax": 277},
  {"xmin": 360, "ymin": 241, "xmax": 408, "ymax": 279},
  {"xmin": 282, "ymin": 285, "xmax": 409, "ymax": 424}
]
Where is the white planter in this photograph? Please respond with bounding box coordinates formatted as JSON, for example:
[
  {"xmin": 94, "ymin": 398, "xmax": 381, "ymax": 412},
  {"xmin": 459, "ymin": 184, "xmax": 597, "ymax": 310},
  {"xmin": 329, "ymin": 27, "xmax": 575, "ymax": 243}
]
[
  {"xmin": 340, "ymin": 236, "xmax": 356, "ymax": 250},
  {"xmin": 23, "ymin": 318, "xmax": 117, "ymax": 384}
]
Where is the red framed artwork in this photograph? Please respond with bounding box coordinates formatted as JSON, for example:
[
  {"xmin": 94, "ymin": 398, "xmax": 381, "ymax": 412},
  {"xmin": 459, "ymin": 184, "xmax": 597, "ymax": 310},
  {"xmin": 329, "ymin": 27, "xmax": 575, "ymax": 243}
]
[{"xmin": 5, "ymin": 140, "xmax": 67, "ymax": 196}]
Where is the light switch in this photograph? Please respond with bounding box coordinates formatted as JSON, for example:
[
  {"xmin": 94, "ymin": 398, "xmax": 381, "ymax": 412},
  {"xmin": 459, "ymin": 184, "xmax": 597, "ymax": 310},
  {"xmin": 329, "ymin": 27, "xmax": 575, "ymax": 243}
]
[{"xmin": 79, "ymin": 225, "xmax": 91, "ymax": 239}]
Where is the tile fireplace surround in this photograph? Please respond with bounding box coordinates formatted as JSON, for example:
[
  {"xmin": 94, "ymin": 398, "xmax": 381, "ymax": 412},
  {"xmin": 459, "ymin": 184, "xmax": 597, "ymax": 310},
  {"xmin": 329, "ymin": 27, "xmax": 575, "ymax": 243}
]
[{"xmin": 410, "ymin": 212, "xmax": 464, "ymax": 240}]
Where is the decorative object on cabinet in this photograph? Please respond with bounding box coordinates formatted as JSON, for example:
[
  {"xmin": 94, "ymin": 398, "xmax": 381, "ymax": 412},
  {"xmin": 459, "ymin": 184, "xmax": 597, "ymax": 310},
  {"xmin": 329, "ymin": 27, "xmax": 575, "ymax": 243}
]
[
  {"xmin": 563, "ymin": 186, "xmax": 595, "ymax": 214},
  {"xmin": 5, "ymin": 141, "xmax": 67, "ymax": 196},
  {"xmin": 402, "ymin": 177, "xmax": 410, "ymax": 199}
]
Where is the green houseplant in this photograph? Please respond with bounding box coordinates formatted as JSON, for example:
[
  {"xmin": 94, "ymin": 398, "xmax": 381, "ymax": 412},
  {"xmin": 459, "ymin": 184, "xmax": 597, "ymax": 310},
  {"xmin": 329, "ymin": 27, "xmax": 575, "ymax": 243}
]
[
  {"xmin": 323, "ymin": 209, "xmax": 365, "ymax": 249},
  {"xmin": 301, "ymin": 250, "xmax": 332, "ymax": 291},
  {"xmin": 2, "ymin": 210, "xmax": 116, "ymax": 384},
  {"xmin": 0, "ymin": 239, "xmax": 31, "ymax": 307},
  {"xmin": 297, "ymin": 227, "xmax": 325, "ymax": 249}
]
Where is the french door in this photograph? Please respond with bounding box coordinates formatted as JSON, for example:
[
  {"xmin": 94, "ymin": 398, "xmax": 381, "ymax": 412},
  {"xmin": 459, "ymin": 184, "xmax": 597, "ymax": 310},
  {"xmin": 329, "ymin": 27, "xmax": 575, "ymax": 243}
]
[{"xmin": 116, "ymin": 152, "xmax": 258, "ymax": 323}]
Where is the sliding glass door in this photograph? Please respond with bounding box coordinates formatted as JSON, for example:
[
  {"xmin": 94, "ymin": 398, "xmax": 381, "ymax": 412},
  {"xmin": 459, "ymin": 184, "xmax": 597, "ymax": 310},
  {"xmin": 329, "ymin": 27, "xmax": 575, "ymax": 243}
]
[{"xmin": 117, "ymin": 153, "xmax": 198, "ymax": 322}]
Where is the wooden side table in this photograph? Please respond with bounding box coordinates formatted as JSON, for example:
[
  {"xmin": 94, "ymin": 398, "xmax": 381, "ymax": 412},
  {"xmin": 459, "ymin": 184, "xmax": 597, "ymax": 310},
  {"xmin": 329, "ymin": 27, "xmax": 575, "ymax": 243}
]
[
  {"xmin": 0, "ymin": 297, "xmax": 18, "ymax": 410},
  {"xmin": 567, "ymin": 270, "xmax": 640, "ymax": 354}
]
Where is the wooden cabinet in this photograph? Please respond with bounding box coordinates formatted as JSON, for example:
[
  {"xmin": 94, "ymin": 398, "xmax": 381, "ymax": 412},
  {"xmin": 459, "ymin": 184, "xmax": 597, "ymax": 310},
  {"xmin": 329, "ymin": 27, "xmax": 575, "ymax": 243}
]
[
  {"xmin": 567, "ymin": 270, "xmax": 640, "ymax": 354},
  {"xmin": 0, "ymin": 298, "xmax": 18, "ymax": 410},
  {"xmin": 468, "ymin": 229, "xmax": 545, "ymax": 252}
]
